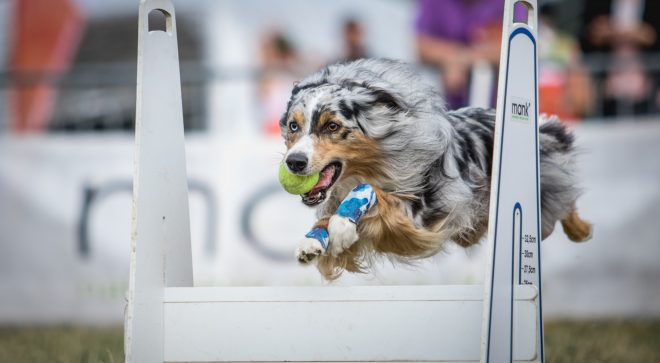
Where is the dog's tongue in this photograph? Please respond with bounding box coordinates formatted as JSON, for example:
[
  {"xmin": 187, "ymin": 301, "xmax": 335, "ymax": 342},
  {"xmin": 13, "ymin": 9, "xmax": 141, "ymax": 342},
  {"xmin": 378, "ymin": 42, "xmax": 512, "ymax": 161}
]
[{"xmin": 307, "ymin": 165, "xmax": 335, "ymax": 196}]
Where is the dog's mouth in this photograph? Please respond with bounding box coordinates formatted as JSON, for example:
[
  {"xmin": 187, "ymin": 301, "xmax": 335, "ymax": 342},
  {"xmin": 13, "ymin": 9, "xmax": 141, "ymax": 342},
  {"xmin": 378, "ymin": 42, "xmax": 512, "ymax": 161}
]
[{"xmin": 301, "ymin": 162, "xmax": 343, "ymax": 206}]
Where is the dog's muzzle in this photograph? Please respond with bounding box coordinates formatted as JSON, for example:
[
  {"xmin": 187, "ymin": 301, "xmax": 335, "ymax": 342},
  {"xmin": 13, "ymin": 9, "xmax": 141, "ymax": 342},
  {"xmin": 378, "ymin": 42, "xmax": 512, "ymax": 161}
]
[{"xmin": 301, "ymin": 162, "xmax": 342, "ymax": 206}]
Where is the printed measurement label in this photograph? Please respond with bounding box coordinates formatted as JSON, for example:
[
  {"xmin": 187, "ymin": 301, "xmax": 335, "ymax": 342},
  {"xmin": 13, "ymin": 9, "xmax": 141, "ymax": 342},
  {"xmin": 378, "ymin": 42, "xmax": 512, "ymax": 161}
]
[{"xmin": 520, "ymin": 233, "xmax": 539, "ymax": 286}]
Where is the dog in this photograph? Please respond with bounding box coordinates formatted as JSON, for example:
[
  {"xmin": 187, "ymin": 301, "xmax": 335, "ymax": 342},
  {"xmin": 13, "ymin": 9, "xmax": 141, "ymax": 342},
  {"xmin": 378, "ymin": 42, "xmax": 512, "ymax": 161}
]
[{"xmin": 279, "ymin": 58, "xmax": 592, "ymax": 280}]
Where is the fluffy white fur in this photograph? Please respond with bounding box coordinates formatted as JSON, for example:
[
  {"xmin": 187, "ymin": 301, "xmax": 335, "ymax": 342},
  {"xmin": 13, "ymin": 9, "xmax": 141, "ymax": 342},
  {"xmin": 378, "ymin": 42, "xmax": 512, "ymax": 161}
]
[
  {"xmin": 295, "ymin": 237, "xmax": 324, "ymax": 264},
  {"xmin": 327, "ymin": 215, "xmax": 359, "ymax": 257}
]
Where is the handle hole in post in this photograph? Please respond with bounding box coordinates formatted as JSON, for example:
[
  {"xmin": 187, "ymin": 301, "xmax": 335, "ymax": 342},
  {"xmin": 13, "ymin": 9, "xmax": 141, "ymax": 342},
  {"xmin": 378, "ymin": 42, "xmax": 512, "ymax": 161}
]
[
  {"xmin": 512, "ymin": 1, "xmax": 531, "ymax": 26},
  {"xmin": 148, "ymin": 8, "xmax": 172, "ymax": 34}
]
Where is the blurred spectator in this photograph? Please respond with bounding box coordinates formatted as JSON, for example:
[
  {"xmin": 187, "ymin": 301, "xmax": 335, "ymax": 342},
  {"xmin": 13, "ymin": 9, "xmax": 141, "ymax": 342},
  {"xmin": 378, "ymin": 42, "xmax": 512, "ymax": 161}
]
[
  {"xmin": 258, "ymin": 31, "xmax": 302, "ymax": 137},
  {"xmin": 538, "ymin": 3, "xmax": 593, "ymax": 121},
  {"xmin": 260, "ymin": 31, "xmax": 300, "ymax": 70},
  {"xmin": 340, "ymin": 18, "xmax": 369, "ymax": 62},
  {"xmin": 580, "ymin": 0, "xmax": 660, "ymax": 116},
  {"xmin": 415, "ymin": 0, "xmax": 503, "ymax": 109}
]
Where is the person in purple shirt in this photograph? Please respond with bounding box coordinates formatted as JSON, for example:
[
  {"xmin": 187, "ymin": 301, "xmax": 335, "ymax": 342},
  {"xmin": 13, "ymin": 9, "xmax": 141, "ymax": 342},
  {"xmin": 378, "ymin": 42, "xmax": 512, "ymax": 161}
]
[{"xmin": 416, "ymin": 0, "xmax": 507, "ymax": 109}]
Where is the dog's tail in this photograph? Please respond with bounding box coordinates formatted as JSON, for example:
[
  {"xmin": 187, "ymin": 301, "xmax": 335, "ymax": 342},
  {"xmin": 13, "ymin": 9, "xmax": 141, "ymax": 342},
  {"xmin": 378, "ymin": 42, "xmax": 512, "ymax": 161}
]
[{"xmin": 561, "ymin": 205, "xmax": 593, "ymax": 242}]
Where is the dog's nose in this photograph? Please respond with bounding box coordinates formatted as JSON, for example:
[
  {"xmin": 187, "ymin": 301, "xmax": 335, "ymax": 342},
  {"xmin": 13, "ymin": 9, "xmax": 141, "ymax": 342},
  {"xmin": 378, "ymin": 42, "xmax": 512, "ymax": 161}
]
[{"xmin": 286, "ymin": 153, "xmax": 308, "ymax": 173}]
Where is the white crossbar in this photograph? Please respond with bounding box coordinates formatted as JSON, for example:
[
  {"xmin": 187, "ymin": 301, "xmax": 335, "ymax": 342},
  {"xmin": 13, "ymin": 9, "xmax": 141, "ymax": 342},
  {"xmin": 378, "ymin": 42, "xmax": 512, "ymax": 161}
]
[
  {"xmin": 163, "ymin": 285, "xmax": 538, "ymax": 362},
  {"xmin": 126, "ymin": 0, "xmax": 544, "ymax": 362}
]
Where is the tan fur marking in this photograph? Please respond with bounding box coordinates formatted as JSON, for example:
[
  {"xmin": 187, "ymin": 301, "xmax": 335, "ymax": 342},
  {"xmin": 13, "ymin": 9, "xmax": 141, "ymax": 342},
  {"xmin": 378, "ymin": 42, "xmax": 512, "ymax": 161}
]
[
  {"xmin": 292, "ymin": 111, "xmax": 305, "ymax": 125},
  {"xmin": 285, "ymin": 111, "xmax": 306, "ymax": 148},
  {"xmin": 561, "ymin": 205, "xmax": 593, "ymax": 242},
  {"xmin": 313, "ymin": 132, "xmax": 387, "ymax": 185},
  {"xmin": 316, "ymin": 111, "xmax": 335, "ymax": 132},
  {"xmin": 363, "ymin": 188, "xmax": 444, "ymax": 256}
]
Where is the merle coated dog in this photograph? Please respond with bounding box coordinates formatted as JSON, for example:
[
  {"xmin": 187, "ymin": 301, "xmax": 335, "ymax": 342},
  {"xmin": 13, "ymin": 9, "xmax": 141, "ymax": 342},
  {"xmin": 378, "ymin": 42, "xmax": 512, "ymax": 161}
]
[{"xmin": 279, "ymin": 58, "xmax": 592, "ymax": 280}]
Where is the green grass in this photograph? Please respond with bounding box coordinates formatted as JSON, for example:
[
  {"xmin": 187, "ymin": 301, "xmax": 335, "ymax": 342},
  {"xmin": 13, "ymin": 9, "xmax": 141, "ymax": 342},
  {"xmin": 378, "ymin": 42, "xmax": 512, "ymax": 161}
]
[
  {"xmin": 0, "ymin": 321, "xmax": 658, "ymax": 362},
  {"xmin": 545, "ymin": 320, "xmax": 660, "ymax": 363},
  {"xmin": 0, "ymin": 326, "xmax": 123, "ymax": 363}
]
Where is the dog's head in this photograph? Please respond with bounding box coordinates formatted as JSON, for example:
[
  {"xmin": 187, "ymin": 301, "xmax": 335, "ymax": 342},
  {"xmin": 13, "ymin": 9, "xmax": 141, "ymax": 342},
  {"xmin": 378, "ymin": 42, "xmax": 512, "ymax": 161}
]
[
  {"xmin": 279, "ymin": 86, "xmax": 383, "ymax": 206},
  {"xmin": 279, "ymin": 59, "xmax": 448, "ymax": 207}
]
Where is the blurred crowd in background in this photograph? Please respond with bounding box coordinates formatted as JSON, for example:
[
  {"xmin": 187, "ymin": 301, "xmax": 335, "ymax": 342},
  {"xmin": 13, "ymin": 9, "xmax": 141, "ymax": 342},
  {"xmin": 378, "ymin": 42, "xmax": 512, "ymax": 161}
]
[{"xmin": 1, "ymin": 0, "xmax": 659, "ymax": 136}]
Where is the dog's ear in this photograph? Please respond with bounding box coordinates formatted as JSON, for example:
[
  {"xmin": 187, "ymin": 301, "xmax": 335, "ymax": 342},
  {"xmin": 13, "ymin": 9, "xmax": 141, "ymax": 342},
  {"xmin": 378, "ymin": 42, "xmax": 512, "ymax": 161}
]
[
  {"xmin": 341, "ymin": 83, "xmax": 410, "ymax": 138},
  {"xmin": 368, "ymin": 87, "xmax": 406, "ymax": 111},
  {"xmin": 363, "ymin": 83, "xmax": 409, "ymax": 113},
  {"xmin": 338, "ymin": 80, "xmax": 408, "ymax": 114}
]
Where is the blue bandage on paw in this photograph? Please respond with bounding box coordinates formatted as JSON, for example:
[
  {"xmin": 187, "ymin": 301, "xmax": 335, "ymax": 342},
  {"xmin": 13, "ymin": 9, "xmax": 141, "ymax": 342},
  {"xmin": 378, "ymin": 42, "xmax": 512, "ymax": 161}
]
[
  {"xmin": 336, "ymin": 183, "xmax": 378, "ymax": 224},
  {"xmin": 305, "ymin": 227, "xmax": 329, "ymax": 251}
]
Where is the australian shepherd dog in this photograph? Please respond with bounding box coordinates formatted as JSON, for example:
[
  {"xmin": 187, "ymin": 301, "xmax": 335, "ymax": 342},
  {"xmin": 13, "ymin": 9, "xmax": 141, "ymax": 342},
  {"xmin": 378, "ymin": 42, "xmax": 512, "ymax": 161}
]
[{"xmin": 279, "ymin": 58, "xmax": 592, "ymax": 280}]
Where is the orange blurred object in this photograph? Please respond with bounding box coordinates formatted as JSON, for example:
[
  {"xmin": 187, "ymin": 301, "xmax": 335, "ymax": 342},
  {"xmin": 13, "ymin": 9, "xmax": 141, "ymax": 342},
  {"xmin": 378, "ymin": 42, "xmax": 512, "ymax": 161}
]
[
  {"xmin": 539, "ymin": 69, "xmax": 572, "ymax": 121},
  {"xmin": 9, "ymin": 0, "xmax": 85, "ymax": 132},
  {"xmin": 266, "ymin": 119, "xmax": 282, "ymax": 138}
]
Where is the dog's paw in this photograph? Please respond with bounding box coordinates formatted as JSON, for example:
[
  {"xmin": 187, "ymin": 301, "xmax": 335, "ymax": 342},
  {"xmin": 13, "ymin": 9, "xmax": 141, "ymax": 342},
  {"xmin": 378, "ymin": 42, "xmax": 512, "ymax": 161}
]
[
  {"xmin": 295, "ymin": 237, "xmax": 324, "ymax": 264},
  {"xmin": 328, "ymin": 215, "xmax": 359, "ymax": 257}
]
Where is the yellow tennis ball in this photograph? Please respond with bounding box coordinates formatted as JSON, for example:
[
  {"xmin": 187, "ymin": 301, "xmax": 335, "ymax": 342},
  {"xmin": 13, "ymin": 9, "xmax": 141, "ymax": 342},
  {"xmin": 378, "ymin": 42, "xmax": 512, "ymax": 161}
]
[{"xmin": 278, "ymin": 163, "xmax": 320, "ymax": 195}]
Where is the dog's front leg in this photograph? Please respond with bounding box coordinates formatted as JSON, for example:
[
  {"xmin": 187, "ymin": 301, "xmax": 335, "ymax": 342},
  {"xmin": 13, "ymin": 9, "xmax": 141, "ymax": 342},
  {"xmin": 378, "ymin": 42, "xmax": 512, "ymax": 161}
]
[
  {"xmin": 295, "ymin": 218, "xmax": 330, "ymax": 264},
  {"xmin": 296, "ymin": 184, "xmax": 378, "ymax": 263},
  {"xmin": 327, "ymin": 184, "xmax": 377, "ymax": 256}
]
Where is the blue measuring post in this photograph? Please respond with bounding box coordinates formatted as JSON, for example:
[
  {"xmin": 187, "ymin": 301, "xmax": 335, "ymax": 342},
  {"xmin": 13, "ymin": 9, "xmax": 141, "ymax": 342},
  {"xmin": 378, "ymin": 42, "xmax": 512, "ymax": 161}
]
[{"xmin": 481, "ymin": 1, "xmax": 544, "ymax": 362}]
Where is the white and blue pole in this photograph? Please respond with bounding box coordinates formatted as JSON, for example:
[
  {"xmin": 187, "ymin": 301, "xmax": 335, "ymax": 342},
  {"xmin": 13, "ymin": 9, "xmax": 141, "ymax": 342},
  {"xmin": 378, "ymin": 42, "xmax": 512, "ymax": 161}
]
[{"xmin": 481, "ymin": 1, "xmax": 544, "ymax": 362}]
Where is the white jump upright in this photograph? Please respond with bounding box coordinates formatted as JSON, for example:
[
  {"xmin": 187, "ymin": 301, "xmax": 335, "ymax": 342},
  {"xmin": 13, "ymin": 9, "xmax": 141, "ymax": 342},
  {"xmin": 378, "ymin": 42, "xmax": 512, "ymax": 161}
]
[
  {"xmin": 481, "ymin": 1, "xmax": 544, "ymax": 362},
  {"xmin": 125, "ymin": 1, "xmax": 193, "ymax": 362},
  {"xmin": 125, "ymin": 0, "xmax": 543, "ymax": 362}
]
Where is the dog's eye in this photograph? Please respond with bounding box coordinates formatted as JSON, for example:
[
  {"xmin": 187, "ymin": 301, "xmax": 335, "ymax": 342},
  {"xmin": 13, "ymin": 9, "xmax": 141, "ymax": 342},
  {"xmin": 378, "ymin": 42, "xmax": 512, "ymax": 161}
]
[
  {"xmin": 326, "ymin": 122, "xmax": 339, "ymax": 132},
  {"xmin": 289, "ymin": 122, "xmax": 299, "ymax": 133}
]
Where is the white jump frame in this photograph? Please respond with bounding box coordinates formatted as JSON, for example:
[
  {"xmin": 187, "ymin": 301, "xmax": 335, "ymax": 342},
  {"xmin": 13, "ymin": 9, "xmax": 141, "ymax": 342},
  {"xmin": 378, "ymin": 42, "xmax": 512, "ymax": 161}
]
[{"xmin": 125, "ymin": 0, "xmax": 543, "ymax": 362}]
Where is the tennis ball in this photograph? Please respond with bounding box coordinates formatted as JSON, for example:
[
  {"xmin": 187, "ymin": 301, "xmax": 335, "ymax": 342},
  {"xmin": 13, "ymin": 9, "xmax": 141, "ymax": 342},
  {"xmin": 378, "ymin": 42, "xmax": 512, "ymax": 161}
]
[{"xmin": 278, "ymin": 163, "xmax": 320, "ymax": 195}]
